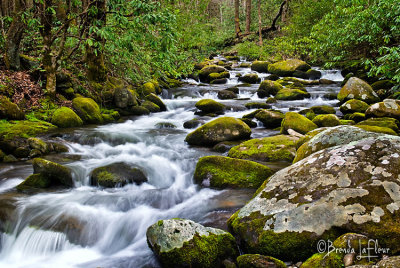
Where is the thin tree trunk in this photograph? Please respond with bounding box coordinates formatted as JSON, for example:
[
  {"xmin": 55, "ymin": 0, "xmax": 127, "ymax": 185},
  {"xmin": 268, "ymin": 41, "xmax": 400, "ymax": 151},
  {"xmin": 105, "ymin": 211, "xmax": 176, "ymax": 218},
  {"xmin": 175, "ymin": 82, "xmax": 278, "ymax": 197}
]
[
  {"xmin": 234, "ymin": 0, "xmax": 241, "ymax": 38},
  {"xmin": 4, "ymin": 0, "xmax": 25, "ymax": 70},
  {"xmin": 282, "ymin": 0, "xmax": 290, "ymax": 23},
  {"xmin": 258, "ymin": 0, "xmax": 262, "ymax": 46},
  {"xmin": 245, "ymin": 0, "xmax": 251, "ymax": 34},
  {"xmin": 86, "ymin": 0, "xmax": 107, "ymax": 83}
]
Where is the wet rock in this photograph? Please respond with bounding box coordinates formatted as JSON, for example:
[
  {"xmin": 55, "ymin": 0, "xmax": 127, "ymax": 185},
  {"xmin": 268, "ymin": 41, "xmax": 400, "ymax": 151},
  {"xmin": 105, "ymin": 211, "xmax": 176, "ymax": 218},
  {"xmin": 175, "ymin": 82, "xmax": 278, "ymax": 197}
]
[
  {"xmin": 281, "ymin": 112, "xmax": 318, "ymax": 135},
  {"xmin": 14, "ymin": 146, "xmax": 30, "ymax": 158},
  {"xmin": 257, "ymin": 80, "xmax": 283, "ymax": 98},
  {"xmin": 0, "ymin": 96, "xmax": 25, "ymax": 120},
  {"xmin": 266, "ymin": 97, "xmax": 277, "ymax": 103},
  {"xmin": 225, "ymin": 86, "xmax": 239, "ymax": 94},
  {"xmin": 195, "ymin": 99, "xmax": 225, "ymax": 114},
  {"xmin": 72, "ymin": 97, "xmax": 103, "ymax": 124},
  {"xmin": 344, "ymin": 113, "xmax": 366, "ymax": 123},
  {"xmin": 268, "ymin": 59, "xmax": 311, "ymax": 77},
  {"xmin": 365, "ymin": 99, "xmax": 400, "ymax": 120},
  {"xmin": 340, "ymin": 100, "xmax": 370, "ymax": 114},
  {"xmin": 130, "ymin": 106, "xmax": 150, "ymax": 116},
  {"xmin": 155, "ymin": 122, "xmax": 177, "ymax": 129},
  {"xmin": 255, "ymin": 110, "xmax": 284, "ymax": 128},
  {"xmin": 245, "ymin": 102, "xmax": 272, "ymax": 109},
  {"xmin": 211, "ymin": 78, "xmax": 228, "ymax": 84},
  {"xmin": 237, "ymin": 254, "xmax": 287, "ymax": 268},
  {"xmin": 240, "ymin": 118, "xmax": 258, "ymax": 128},
  {"xmin": 141, "ymin": 101, "xmax": 161, "ymax": 113},
  {"xmin": 228, "ymin": 135, "xmax": 298, "ymax": 162},
  {"xmin": 113, "ymin": 87, "xmax": 137, "ymax": 109},
  {"xmin": 183, "ymin": 119, "xmax": 203, "ymax": 129},
  {"xmin": 199, "ymin": 65, "xmax": 228, "ymax": 83},
  {"xmin": 51, "ymin": 107, "xmax": 83, "ymax": 128},
  {"xmin": 320, "ymin": 79, "xmax": 336, "ymax": 85},
  {"xmin": 312, "ymin": 114, "xmax": 341, "ymax": 127},
  {"xmin": 355, "ymin": 125, "xmax": 397, "ymax": 135},
  {"xmin": 294, "ymin": 125, "xmax": 383, "ymax": 163},
  {"xmin": 145, "ymin": 93, "xmax": 167, "ymax": 111},
  {"xmin": 324, "ymin": 92, "xmax": 338, "ymax": 100},
  {"xmin": 28, "ymin": 138, "xmax": 48, "ymax": 154},
  {"xmin": 229, "ymin": 135, "xmax": 400, "ymax": 261},
  {"xmin": 306, "ymin": 69, "xmax": 322, "ymax": 80},
  {"xmin": 147, "ymin": 218, "xmax": 238, "ymax": 268},
  {"xmin": 356, "ymin": 117, "xmax": 399, "ymax": 132},
  {"xmin": 90, "ymin": 162, "xmax": 147, "ymax": 188},
  {"xmin": 3, "ymin": 154, "xmax": 18, "ymax": 163},
  {"xmin": 239, "ymin": 74, "xmax": 261, "ymax": 84},
  {"xmin": 185, "ymin": 117, "xmax": 251, "ymax": 146},
  {"xmin": 310, "ymin": 105, "xmax": 336, "ymax": 115},
  {"xmin": 218, "ymin": 90, "xmax": 238, "ymax": 100},
  {"xmin": 275, "ymin": 88, "xmax": 310, "ymax": 101},
  {"xmin": 338, "ymin": 77, "xmax": 380, "ymax": 104},
  {"xmin": 251, "ymin": 61, "xmax": 270, "ymax": 73},
  {"xmin": 194, "ymin": 156, "xmax": 273, "ymax": 189}
]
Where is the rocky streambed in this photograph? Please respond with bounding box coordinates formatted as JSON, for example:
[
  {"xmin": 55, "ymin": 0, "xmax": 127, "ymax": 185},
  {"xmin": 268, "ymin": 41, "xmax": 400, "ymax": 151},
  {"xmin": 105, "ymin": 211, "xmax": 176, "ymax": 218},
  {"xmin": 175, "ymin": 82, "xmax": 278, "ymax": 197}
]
[{"xmin": 1, "ymin": 56, "xmax": 399, "ymax": 267}]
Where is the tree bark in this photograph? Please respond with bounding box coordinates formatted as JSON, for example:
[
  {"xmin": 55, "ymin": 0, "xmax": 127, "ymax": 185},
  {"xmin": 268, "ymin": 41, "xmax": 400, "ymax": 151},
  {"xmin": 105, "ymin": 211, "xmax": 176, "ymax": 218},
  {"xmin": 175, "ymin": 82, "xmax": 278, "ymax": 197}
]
[
  {"xmin": 282, "ymin": 0, "xmax": 290, "ymax": 24},
  {"xmin": 86, "ymin": 0, "xmax": 107, "ymax": 83},
  {"xmin": 257, "ymin": 0, "xmax": 262, "ymax": 46},
  {"xmin": 234, "ymin": 0, "xmax": 241, "ymax": 38},
  {"xmin": 4, "ymin": 0, "xmax": 25, "ymax": 70},
  {"xmin": 245, "ymin": 0, "xmax": 251, "ymax": 34}
]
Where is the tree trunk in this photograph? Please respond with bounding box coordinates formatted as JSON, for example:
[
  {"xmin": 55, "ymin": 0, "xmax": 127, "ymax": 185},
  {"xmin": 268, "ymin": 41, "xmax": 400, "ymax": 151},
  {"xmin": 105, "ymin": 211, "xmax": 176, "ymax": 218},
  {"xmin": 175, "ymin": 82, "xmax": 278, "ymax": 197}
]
[
  {"xmin": 234, "ymin": 0, "xmax": 241, "ymax": 38},
  {"xmin": 86, "ymin": 0, "xmax": 107, "ymax": 83},
  {"xmin": 282, "ymin": 0, "xmax": 290, "ymax": 23},
  {"xmin": 245, "ymin": 0, "xmax": 251, "ymax": 34},
  {"xmin": 4, "ymin": 0, "xmax": 25, "ymax": 70},
  {"xmin": 258, "ymin": 0, "xmax": 262, "ymax": 46}
]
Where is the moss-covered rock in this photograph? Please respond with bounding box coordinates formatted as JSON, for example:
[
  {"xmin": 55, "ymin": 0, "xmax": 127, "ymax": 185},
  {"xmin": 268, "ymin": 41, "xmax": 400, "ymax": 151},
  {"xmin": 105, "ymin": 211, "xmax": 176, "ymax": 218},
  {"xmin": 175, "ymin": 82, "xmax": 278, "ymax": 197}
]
[
  {"xmin": 365, "ymin": 99, "xmax": 400, "ymax": 120},
  {"xmin": 281, "ymin": 112, "xmax": 318, "ymax": 135},
  {"xmin": 337, "ymin": 77, "xmax": 380, "ymax": 104},
  {"xmin": 185, "ymin": 117, "xmax": 251, "ymax": 146},
  {"xmin": 130, "ymin": 106, "xmax": 150, "ymax": 116},
  {"xmin": 17, "ymin": 158, "xmax": 73, "ymax": 191},
  {"xmin": 310, "ymin": 105, "xmax": 336, "ymax": 115},
  {"xmin": 0, "ymin": 120, "xmax": 56, "ymax": 140},
  {"xmin": 195, "ymin": 99, "xmax": 225, "ymax": 114},
  {"xmin": 300, "ymin": 253, "xmax": 343, "ymax": 268},
  {"xmin": 355, "ymin": 125, "xmax": 397, "ymax": 135},
  {"xmin": 275, "ymin": 88, "xmax": 310, "ymax": 101},
  {"xmin": 72, "ymin": 97, "xmax": 103, "ymax": 124},
  {"xmin": 340, "ymin": 99, "xmax": 370, "ymax": 114},
  {"xmin": 209, "ymin": 71, "xmax": 230, "ymax": 82},
  {"xmin": 306, "ymin": 69, "xmax": 322, "ymax": 80},
  {"xmin": 113, "ymin": 87, "xmax": 138, "ymax": 109},
  {"xmin": 0, "ymin": 96, "xmax": 25, "ymax": 120},
  {"xmin": 147, "ymin": 218, "xmax": 239, "ymax": 268},
  {"xmin": 312, "ymin": 114, "xmax": 341, "ymax": 127},
  {"xmin": 257, "ymin": 80, "xmax": 283, "ymax": 98},
  {"xmin": 228, "ymin": 135, "xmax": 400, "ymax": 262},
  {"xmin": 155, "ymin": 122, "xmax": 177, "ymax": 129},
  {"xmin": 146, "ymin": 93, "xmax": 167, "ymax": 111},
  {"xmin": 199, "ymin": 65, "xmax": 228, "ymax": 83},
  {"xmin": 268, "ymin": 59, "xmax": 311, "ymax": 77},
  {"xmin": 51, "ymin": 107, "xmax": 83, "ymax": 128},
  {"xmin": 251, "ymin": 61, "xmax": 270, "ymax": 73},
  {"xmin": 139, "ymin": 82, "xmax": 158, "ymax": 96},
  {"xmin": 28, "ymin": 138, "xmax": 48, "ymax": 154},
  {"xmin": 225, "ymin": 86, "xmax": 239, "ymax": 94},
  {"xmin": 0, "ymin": 149, "xmax": 5, "ymax": 161},
  {"xmin": 293, "ymin": 125, "xmax": 384, "ymax": 163},
  {"xmin": 238, "ymin": 74, "xmax": 261, "ymax": 84},
  {"xmin": 101, "ymin": 114, "xmax": 115, "ymax": 123},
  {"xmin": 218, "ymin": 90, "xmax": 237, "ymax": 100},
  {"xmin": 237, "ymin": 254, "xmax": 287, "ymax": 268},
  {"xmin": 90, "ymin": 162, "xmax": 147, "ymax": 188},
  {"xmin": 228, "ymin": 135, "xmax": 298, "ymax": 162},
  {"xmin": 141, "ymin": 101, "xmax": 161, "ymax": 113},
  {"xmin": 266, "ymin": 97, "xmax": 277, "ymax": 103},
  {"xmin": 339, "ymin": 119, "xmax": 355, "ymax": 125},
  {"xmin": 255, "ymin": 110, "xmax": 284, "ymax": 128},
  {"xmin": 240, "ymin": 118, "xmax": 257, "ymax": 128},
  {"xmin": 194, "ymin": 156, "xmax": 273, "ymax": 189},
  {"xmin": 356, "ymin": 117, "xmax": 399, "ymax": 132},
  {"xmin": 371, "ymin": 80, "xmax": 395, "ymax": 91},
  {"xmin": 344, "ymin": 112, "xmax": 366, "ymax": 123},
  {"xmin": 245, "ymin": 102, "xmax": 271, "ymax": 109},
  {"xmin": 183, "ymin": 119, "xmax": 203, "ymax": 129},
  {"xmin": 210, "ymin": 78, "xmax": 228, "ymax": 84}
]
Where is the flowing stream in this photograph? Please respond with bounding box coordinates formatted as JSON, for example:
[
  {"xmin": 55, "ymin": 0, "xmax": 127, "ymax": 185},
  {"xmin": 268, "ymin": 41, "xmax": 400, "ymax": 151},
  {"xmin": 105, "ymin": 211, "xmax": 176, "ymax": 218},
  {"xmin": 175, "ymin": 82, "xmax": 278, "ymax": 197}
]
[{"xmin": 0, "ymin": 58, "xmax": 343, "ymax": 268}]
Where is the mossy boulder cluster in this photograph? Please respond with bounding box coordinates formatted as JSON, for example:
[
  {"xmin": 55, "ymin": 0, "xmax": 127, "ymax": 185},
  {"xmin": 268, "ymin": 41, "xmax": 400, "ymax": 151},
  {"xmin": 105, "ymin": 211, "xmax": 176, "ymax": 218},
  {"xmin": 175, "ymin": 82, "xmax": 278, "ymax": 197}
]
[
  {"xmin": 0, "ymin": 96, "xmax": 25, "ymax": 120},
  {"xmin": 146, "ymin": 219, "xmax": 238, "ymax": 267},
  {"xmin": 281, "ymin": 112, "xmax": 317, "ymax": 135},
  {"xmin": 257, "ymin": 80, "xmax": 283, "ymax": 98},
  {"xmin": 72, "ymin": 97, "xmax": 104, "ymax": 124},
  {"xmin": 185, "ymin": 117, "xmax": 251, "ymax": 146},
  {"xmin": 238, "ymin": 73, "xmax": 261, "ymax": 84},
  {"xmin": 338, "ymin": 77, "xmax": 380, "ymax": 104},
  {"xmin": 268, "ymin": 59, "xmax": 311, "ymax": 77},
  {"xmin": 199, "ymin": 65, "xmax": 228, "ymax": 83}
]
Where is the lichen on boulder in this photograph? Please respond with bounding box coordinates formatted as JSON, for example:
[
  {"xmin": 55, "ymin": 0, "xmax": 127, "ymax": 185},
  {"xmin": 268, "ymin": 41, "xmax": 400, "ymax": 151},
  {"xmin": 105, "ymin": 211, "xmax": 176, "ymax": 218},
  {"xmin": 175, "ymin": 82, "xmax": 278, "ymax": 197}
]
[
  {"xmin": 147, "ymin": 218, "xmax": 238, "ymax": 268},
  {"xmin": 185, "ymin": 117, "xmax": 251, "ymax": 146},
  {"xmin": 365, "ymin": 99, "xmax": 400, "ymax": 120},
  {"xmin": 194, "ymin": 156, "xmax": 274, "ymax": 189},
  {"xmin": 337, "ymin": 77, "xmax": 380, "ymax": 104},
  {"xmin": 51, "ymin": 107, "xmax": 83, "ymax": 128},
  {"xmin": 268, "ymin": 59, "xmax": 311, "ymax": 77},
  {"xmin": 340, "ymin": 99, "xmax": 370, "ymax": 114}
]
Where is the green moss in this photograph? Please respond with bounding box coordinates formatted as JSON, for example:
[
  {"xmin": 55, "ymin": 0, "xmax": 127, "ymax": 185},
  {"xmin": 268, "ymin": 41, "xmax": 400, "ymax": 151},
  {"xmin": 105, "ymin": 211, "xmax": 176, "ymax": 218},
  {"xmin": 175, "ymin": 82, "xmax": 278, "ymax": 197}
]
[
  {"xmin": 185, "ymin": 117, "xmax": 251, "ymax": 146},
  {"xmin": 102, "ymin": 114, "xmax": 115, "ymax": 123},
  {"xmin": 146, "ymin": 93, "xmax": 167, "ymax": 111},
  {"xmin": 300, "ymin": 253, "xmax": 343, "ymax": 268},
  {"xmin": 340, "ymin": 120, "xmax": 356, "ymax": 125},
  {"xmin": 340, "ymin": 99, "xmax": 370, "ymax": 114},
  {"xmin": 228, "ymin": 135, "xmax": 297, "ymax": 162},
  {"xmin": 193, "ymin": 156, "xmax": 273, "ymax": 189},
  {"xmin": 32, "ymin": 158, "xmax": 73, "ymax": 187},
  {"xmin": 312, "ymin": 114, "xmax": 341, "ymax": 127},
  {"xmin": 245, "ymin": 102, "xmax": 271, "ymax": 109},
  {"xmin": 209, "ymin": 71, "xmax": 230, "ymax": 81},
  {"xmin": 195, "ymin": 99, "xmax": 225, "ymax": 113},
  {"xmin": 237, "ymin": 254, "xmax": 287, "ymax": 268},
  {"xmin": 255, "ymin": 110, "xmax": 284, "ymax": 128},
  {"xmin": 72, "ymin": 97, "xmax": 103, "ymax": 124},
  {"xmin": 356, "ymin": 117, "xmax": 399, "ymax": 132},
  {"xmin": 251, "ymin": 61, "xmax": 270, "ymax": 73},
  {"xmin": 338, "ymin": 77, "xmax": 380, "ymax": 104},
  {"xmin": 310, "ymin": 105, "xmax": 336, "ymax": 115},
  {"xmin": 268, "ymin": 59, "xmax": 311, "ymax": 76},
  {"xmin": 344, "ymin": 112, "xmax": 365, "ymax": 122},
  {"xmin": 139, "ymin": 82, "xmax": 157, "ymax": 96},
  {"xmin": 257, "ymin": 80, "xmax": 283, "ymax": 98},
  {"xmin": 0, "ymin": 120, "xmax": 56, "ymax": 140},
  {"xmin": 281, "ymin": 112, "xmax": 318, "ymax": 135},
  {"xmin": 0, "ymin": 96, "xmax": 25, "ymax": 120},
  {"xmin": 355, "ymin": 125, "xmax": 397, "ymax": 135},
  {"xmin": 16, "ymin": 174, "xmax": 50, "ymax": 191},
  {"xmin": 275, "ymin": 88, "xmax": 310, "ymax": 100},
  {"xmin": 0, "ymin": 149, "xmax": 5, "ymax": 161},
  {"xmin": 51, "ymin": 107, "xmax": 83, "ymax": 128},
  {"xmin": 141, "ymin": 101, "xmax": 161, "ymax": 113},
  {"xmin": 199, "ymin": 65, "xmax": 227, "ymax": 83},
  {"xmin": 238, "ymin": 74, "xmax": 261, "ymax": 84}
]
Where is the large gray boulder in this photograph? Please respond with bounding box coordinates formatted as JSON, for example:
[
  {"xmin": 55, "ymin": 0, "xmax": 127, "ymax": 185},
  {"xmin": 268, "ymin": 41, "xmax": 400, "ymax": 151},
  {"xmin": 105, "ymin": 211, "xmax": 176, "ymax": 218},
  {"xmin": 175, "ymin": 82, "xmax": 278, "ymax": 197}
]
[
  {"xmin": 229, "ymin": 135, "xmax": 400, "ymax": 261},
  {"xmin": 338, "ymin": 77, "xmax": 380, "ymax": 104},
  {"xmin": 365, "ymin": 99, "xmax": 400, "ymax": 120},
  {"xmin": 147, "ymin": 218, "xmax": 238, "ymax": 267}
]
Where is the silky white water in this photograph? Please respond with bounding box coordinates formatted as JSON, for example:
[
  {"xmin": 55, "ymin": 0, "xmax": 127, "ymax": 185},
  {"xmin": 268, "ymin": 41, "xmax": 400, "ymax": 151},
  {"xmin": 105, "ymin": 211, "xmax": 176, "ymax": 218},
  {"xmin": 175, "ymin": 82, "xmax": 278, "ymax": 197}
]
[{"xmin": 0, "ymin": 59, "xmax": 342, "ymax": 267}]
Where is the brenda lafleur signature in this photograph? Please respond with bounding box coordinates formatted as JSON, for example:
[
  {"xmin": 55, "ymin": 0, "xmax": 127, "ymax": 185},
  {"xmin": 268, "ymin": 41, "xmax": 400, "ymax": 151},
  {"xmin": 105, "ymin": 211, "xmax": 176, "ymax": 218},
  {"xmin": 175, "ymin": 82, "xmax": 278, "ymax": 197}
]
[{"xmin": 317, "ymin": 239, "xmax": 390, "ymax": 261}]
